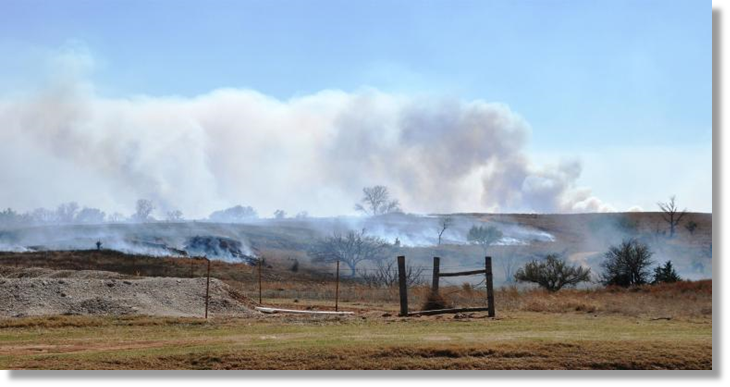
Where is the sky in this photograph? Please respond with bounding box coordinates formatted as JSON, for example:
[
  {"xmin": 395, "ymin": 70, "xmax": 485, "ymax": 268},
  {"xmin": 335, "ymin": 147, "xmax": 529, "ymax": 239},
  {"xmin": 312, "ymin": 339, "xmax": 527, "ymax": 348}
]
[{"xmin": 0, "ymin": 0, "xmax": 712, "ymax": 216}]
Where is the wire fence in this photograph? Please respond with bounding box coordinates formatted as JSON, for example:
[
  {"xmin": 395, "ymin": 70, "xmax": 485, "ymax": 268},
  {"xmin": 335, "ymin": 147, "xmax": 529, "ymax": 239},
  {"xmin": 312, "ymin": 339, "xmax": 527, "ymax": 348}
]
[
  {"xmin": 0, "ymin": 251, "xmax": 494, "ymax": 316},
  {"xmin": 228, "ymin": 257, "xmax": 494, "ymax": 312}
]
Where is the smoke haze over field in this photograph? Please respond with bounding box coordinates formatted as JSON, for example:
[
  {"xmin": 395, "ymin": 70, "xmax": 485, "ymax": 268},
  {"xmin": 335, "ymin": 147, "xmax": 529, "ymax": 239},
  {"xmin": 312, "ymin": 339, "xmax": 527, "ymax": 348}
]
[{"xmin": 0, "ymin": 51, "xmax": 614, "ymax": 218}]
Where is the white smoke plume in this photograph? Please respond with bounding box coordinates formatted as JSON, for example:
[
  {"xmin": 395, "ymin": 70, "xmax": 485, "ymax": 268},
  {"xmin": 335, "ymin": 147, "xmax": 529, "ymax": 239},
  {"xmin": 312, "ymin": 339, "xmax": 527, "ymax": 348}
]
[{"xmin": 0, "ymin": 52, "xmax": 612, "ymax": 218}]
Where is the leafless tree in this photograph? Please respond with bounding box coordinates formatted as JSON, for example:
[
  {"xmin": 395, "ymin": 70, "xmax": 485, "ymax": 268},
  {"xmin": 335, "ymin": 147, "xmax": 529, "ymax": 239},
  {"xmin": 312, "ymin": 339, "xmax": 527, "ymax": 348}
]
[
  {"xmin": 308, "ymin": 229, "xmax": 391, "ymax": 276},
  {"xmin": 273, "ymin": 209, "xmax": 287, "ymax": 219},
  {"xmin": 515, "ymin": 254, "xmax": 592, "ymax": 292},
  {"xmin": 498, "ymin": 247, "xmax": 524, "ymax": 285},
  {"xmin": 0, "ymin": 208, "xmax": 23, "ymax": 226},
  {"xmin": 466, "ymin": 225, "xmax": 503, "ymax": 255},
  {"xmin": 209, "ymin": 205, "xmax": 258, "ymax": 222},
  {"xmin": 436, "ymin": 216, "xmax": 453, "ymax": 245},
  {"xmin": 75, "ymin": 207, "xmax": 106, "ymax": 224},
  {"xmin": 657, "ymin": 196, "xmax": 687, "ymax": 238},
  {"xmin": 354, "ymin": 185, "xmax": 401, "ymax": 216},
  {"xmin": 56, "ymin": 202, "xmax": 79, "ymax": 223},
  {"xmin": 358, "ymin": 260, "xmax": 426, "ymax": 288},
  {"xmin": 500, "ymin": 256, "xmax": 519, "ymax": 285},
  {"xmin": 108, "ymin": 212, "xmax": 125, "ymax": 222},
  {"xmin": 134, "ymin": 199, "xmax": 155, "ymax": 222},
  {"xmin": 30, "ymin": 208, "xmax": 57, "ymax": 224},
  {"xmin": 166, "ymin": 210, "xmax": 183, "ymax": 222},
  {"xmin": 685, "ymin": 220, "xmax": 698, "ymax": 235}
]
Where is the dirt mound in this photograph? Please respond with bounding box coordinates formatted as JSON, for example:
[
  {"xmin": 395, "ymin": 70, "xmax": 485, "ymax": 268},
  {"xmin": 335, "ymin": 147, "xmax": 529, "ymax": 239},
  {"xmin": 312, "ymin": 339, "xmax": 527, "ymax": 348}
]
[
  {"xmin": 0, "ymin": 270, "xmax": 256, "ymax": 318},
  {"xmin": 0, "ymin": 267, "xmax": 127, "ymax": 279},
  {"xmin": 67, "ymin": 297, "xmax": 136, "ymax": 316}
]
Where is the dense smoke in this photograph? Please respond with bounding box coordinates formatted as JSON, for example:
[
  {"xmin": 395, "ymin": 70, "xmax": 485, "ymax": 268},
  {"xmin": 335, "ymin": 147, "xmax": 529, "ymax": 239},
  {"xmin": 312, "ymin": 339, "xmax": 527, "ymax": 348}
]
[{"xmin": 0, "ymin": 52, "xmax": 611, "ymax": 218}]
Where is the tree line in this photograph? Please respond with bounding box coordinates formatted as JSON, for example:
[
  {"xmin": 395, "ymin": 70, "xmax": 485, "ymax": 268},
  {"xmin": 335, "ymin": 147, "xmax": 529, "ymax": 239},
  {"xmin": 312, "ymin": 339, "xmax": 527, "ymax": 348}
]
[
  {"xmin": 0, "ymin": 199, "xmax": 165, "ymax": 225},
  {"xmin": 513, "ymin": 238, "xmax": 682, "ymax": 292}
]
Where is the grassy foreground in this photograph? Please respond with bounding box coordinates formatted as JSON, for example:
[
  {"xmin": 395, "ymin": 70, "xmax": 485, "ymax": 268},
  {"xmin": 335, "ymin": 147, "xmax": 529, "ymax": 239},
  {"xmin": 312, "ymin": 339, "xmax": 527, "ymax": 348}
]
[{"xmin": 0, "ymin": 312, "xmax": 711, "ymax": 370}]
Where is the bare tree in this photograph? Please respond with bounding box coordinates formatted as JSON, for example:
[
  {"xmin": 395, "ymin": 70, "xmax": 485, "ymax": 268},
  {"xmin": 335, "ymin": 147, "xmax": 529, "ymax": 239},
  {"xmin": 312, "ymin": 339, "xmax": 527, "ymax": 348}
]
[
  {"xmin": 500, "ymin": 256, "xmax": 519, "ymax": 285},
  {"xmin": 466, "ymin": 225, "xmax": 503, "ymax": 255},
  {"xmin": 108, "ymin": 212, "xmax": 125, "ymax": 222},
  {"xmin": 209, "ymin": 205, "xmax": 258, "ymax": 222},
  {"xmin": 358, "ymin": 260, "xmax": 426, "ymax": 288},
  {"xmin": 515, "ymin": 254, "xmax": 592, "ymax": 292},
  {"xmin": 134, "ymin": 199, "xmax": 155, "ymax": 222},
  {"xmin": 0, "ymin": 208, "xmax": 22, "ymax": 226},
  {"xmin": 436, "ymin": 216, "xmax": 453, "ymax": 245},
  {"xmin": 685, "ymin": 220, "xmax": 698, "ymax": 235},
  {"xmin": 308, "ymin": 229, "xmax": 391, "ymax": 276},
  {"xmin": 166, "ymin": 210, "xmax": 183, "ymax": 222},
  {"xmin": 75, "ymin": 207, "xmax": 106, "ymax": 224},
  {"xmin": 30, "ymin": 208, "xmax": 57, "ymax": 224},
  {"xmin": 500, "ymin": 245, "xmax": 528, "ymax": 285},
  {"xmin": 657, "ymin": 196, "xmax": 687, "ymax": 238},
  {"xmin": 56, "ymin": 202, "xmax": 79, "ymax": 223},
  {"xmin": 354, "ymin": 186, "xmax": 401, "ymax": 216},
  {"xmin": 273, "ymin": 209, "xmax": 287, "ymax": 219}
]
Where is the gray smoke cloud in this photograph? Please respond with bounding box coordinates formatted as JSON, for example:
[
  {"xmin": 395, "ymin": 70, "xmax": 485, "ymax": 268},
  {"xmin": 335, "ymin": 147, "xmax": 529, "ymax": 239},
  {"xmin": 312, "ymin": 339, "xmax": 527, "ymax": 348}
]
[{"xmin": 0, "ymin": 53, "xmax": 612, "ymax": 218}]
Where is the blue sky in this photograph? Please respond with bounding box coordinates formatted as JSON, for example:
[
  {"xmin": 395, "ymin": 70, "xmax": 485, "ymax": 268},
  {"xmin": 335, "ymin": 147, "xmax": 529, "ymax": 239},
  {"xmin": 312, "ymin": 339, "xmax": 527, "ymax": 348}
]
[{"xmin": 0, "ymin": 0, "xmax": 712, "ymax": 213}]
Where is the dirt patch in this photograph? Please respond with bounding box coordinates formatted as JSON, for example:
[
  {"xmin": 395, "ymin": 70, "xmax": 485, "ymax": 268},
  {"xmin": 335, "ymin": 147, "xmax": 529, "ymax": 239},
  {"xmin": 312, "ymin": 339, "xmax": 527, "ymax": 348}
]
[
  {"xmin": 0, "ymin": 267, "xmax": 128, "ymax": 279},
  {"xmin": 0, "ymin": 269, "xmax": 256, "ymax": 318}
]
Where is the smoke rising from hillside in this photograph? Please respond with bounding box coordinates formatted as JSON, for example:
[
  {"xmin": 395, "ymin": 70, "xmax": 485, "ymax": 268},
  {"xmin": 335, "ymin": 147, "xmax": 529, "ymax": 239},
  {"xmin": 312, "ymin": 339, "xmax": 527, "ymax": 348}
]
[{"xmin": 0, "ymin": 55, "xmax": 611, "ymax": 217}]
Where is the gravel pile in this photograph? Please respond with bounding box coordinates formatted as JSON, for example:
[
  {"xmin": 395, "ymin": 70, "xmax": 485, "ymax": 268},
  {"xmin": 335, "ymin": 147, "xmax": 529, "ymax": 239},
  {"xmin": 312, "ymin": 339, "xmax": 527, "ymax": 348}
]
[{"xmin": 0, "ymin": 272, "xmax": 256, "ymax": 318}]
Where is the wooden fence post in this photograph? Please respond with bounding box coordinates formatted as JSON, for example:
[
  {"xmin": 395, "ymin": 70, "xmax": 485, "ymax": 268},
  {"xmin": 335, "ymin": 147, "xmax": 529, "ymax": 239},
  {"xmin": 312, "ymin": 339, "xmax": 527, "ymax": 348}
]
[
  {"xmin": 397, "ymin": 256, "xmax": 408, "ymax": 316},
  {"xmin": 485, "ymin": 256, "xmax": 495, "ymax": 317},
  {"xmin": 431, "ymin": 257, "xmax": 440, "ymax": 295},
  {"xmin": 335, "ymin": 260, "xmax": 340, "ymax": 312}
]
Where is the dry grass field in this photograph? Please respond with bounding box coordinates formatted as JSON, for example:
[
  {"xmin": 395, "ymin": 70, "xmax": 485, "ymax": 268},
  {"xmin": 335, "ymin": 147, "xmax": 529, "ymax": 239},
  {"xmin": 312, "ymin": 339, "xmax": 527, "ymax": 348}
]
[
  {"xmin": 0, "ymin": 308, "xmax": 711, "ymax": 370},
  {"xmin": 0, "ymin": 247, "xmax": 713, "ymax": 370}
]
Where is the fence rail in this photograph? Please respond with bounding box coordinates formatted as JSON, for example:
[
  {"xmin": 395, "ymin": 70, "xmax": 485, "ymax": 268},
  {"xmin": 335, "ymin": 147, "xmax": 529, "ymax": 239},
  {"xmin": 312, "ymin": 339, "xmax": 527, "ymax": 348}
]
[{"xmin": 398, "ymin": 256, "xmax": 495, "ymax": 318}]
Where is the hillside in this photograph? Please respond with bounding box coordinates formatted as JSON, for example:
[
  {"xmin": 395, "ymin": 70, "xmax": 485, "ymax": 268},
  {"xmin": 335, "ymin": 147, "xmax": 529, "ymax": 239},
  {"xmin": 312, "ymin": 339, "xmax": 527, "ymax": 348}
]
[{"xmin": 0, "ymin": 212, "xmax": 713, "ymax": 283}]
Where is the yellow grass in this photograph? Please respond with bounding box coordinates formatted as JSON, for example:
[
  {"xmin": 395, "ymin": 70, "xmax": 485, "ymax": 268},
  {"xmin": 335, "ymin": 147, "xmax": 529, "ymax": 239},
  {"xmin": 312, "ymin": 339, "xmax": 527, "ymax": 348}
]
[
  {"xmin": 0, "ymin": 252, "xmax": 713, "ymax": 370},
  {"xmin": 0, "ymin": 312, "xmax": 711, "ymax": 370}
]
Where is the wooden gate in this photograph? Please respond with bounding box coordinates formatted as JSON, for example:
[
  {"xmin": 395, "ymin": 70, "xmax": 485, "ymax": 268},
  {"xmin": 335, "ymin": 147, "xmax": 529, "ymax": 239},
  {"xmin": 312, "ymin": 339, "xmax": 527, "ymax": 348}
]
[{"xmin": 397, "ymin": 255, "xmax": 495, "ymax": 317}]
